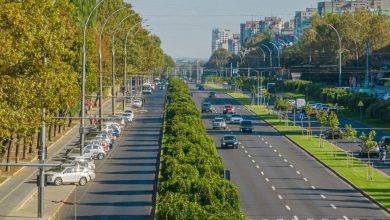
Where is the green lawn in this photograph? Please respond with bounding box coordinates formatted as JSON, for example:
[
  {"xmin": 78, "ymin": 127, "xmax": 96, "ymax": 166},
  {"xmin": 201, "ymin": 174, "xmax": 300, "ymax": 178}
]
[
  {"xmin": 281, "ymin": 92, "xmax": 306, "ymax": 98},
  {"xmin": 228, "ymin": 91, "xmax": 390, "ymax": 210},
  {"xmin": 339, "ymin": 108, "xmax": 390, "ymax": 131}
]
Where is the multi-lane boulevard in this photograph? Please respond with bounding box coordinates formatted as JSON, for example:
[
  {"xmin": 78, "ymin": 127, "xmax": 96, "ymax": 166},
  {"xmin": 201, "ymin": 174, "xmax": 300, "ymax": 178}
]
[
  {"xmin": 58, "ymin": 89, "xmax": 165, "ymax": 220},
  {"xmin": 192, "ymin": 86, "xmax": 389, "ymax": 220}
]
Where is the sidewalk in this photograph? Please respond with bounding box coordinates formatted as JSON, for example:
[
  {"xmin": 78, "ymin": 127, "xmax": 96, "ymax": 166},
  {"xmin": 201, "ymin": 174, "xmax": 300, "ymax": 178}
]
[{"xmin": 0, "ymin": 98, "xmax": 114, "ymax": 220}]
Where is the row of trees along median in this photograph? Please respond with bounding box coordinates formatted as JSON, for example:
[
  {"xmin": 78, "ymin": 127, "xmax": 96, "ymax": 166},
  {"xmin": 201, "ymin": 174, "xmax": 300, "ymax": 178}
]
[
  {"xmin": 0, "ymin": 0, "xmax": 175, "ymax": 174},
  {"xmin": 157, "ymin": 78, "xmax": 244, "ymax": 219}
]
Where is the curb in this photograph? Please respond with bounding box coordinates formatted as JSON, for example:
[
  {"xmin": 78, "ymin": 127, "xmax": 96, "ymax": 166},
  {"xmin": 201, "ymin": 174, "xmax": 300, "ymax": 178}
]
[
  {"xmin": 236, "ymin": 98, "xmax": 390, "ymax": 215},
  {"xmin": 49, "ymin": 185, "xmax": 76, "ymax": 220}
]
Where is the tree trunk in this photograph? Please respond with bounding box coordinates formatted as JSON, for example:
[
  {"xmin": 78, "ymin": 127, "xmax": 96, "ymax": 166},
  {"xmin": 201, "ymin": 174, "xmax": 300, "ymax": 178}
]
[
  {"xmin": 36, "ymin": 130, "xmax": 41, "ymax": 149},
  {"xmin": 68, "ymin": 113, "xmax": 73, "ymax": 127},
  {"xmin": 15, "ymin": 135, "xmax": 20, "ymax": 163},
  {"xmin": 54, "ymin": 119, "xmax": 57, "ymax": 138},
  {"xmin": 1, "ymin": 140, "xmax": 7, "ymax": 163},
  {"xmin": 48, "ymin": 125, "xmax": 52, "ymax": 141},
  {"xmin": 23, "ymin": 138, "xmax": 27, "ymax": 160},
  {"xmin": 6, "ymin": 134, "xmax": 13, "ymax": 172}
]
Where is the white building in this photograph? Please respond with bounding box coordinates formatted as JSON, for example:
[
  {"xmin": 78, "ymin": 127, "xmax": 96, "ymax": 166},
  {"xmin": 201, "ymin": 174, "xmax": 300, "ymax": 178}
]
[
  {"xmin": 294, "ymin": 8, "xmax": 317, "ymax": 38},
  {"xmin": 211, "ymin": 28, "xmax": 240, "ymax": 54}
]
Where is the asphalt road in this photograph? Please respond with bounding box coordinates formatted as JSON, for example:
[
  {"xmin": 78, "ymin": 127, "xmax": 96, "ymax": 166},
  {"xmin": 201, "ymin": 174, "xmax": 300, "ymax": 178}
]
[
  {"xmin": 58, "ymin": 89, "xmax": 165, "ymax": 220},
  {"xmin": 192, "ymin": 86, "xmax": 390, "ymax": 220}
]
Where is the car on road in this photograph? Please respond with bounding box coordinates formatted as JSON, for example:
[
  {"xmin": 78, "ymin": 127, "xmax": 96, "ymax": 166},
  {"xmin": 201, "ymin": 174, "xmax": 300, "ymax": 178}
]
[
  {"xmin": 381, "ymin": 93, "xmax": 390, "ymax": 101},
  {"xmin": 323, "ymin": 128, "xmax": 343, "ymax": 139},
  {"xmin": 220, "ymin": 135, "xmax": 239, "ymax": 149},
  {"xmin": 295, "ymin": 98, "xmax": 306, "ymax": 110},
  {"xmin": 359, "ymin": 144, "xmax": 380, "ymax": 158},
  {"xmin": 46, "ymin": 166, "xmax": 94, "ymax": 186},
  {"xmin": 198, "ymin": 84, "xmax": 205, "ymax": 90},
  {"xmin": 225, "ymin": 111, "xmax": 236, "ymax": 123},
  {"xmin": 133, "ymin": 99, "xmax": 143, "ymax": 108},
  {"xmin": 288, "ymin": 99, "xmax": 296, "ymax": 106},
  {"xmin": 230, "ymin": 114, "xmax": 243, "ymax": 124},
  {"xmin": 223, "ymin": 105, "xmax": 234, "ymax": 114},
  {"xmin": 213, "ymin": 117, "xmax": 227, "ymax": 130},
  {"xmin": 83, "ymin": 144, "xmax": 106, "ymax": 160},
  {"xmin": 122, "ymin": 110, "xmax": 134, "ymax": 122},
  {"xmin": 209, "ymin": 91, "xmax": 216, "ymax": 98},
  {"xmin": 202, "ymin": 102, "xmax": 213, "ymax": 113},
  {"xmin": 240, "ymin": 120, "xmax": 253, "ymax": 133}
]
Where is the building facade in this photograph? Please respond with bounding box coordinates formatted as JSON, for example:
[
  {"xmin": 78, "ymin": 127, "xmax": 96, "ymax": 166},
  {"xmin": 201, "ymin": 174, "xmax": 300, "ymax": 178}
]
[
  {"xmin": 211, "ymin": 28, "xmax": 240, "ymax": 55},
  {"xmin": 294, "ymin": 8, "xmax": 317, "ymax": 38},
  {"xmin": 240, "ymin": 21, "xmax": 259, "ymax": 46},
  {"xmin": 318, "ymin": 0, "xmax": 390, "ymax": 18},
  {"xmin": 259, "ymin": 17, "xmax": 284, "ymax": 35}
]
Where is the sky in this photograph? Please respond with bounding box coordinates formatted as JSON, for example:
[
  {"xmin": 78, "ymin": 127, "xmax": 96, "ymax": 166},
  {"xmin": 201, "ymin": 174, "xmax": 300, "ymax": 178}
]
[{"xmin": 129, "ymin": 0, "xmax": 322, "ymax": 59}]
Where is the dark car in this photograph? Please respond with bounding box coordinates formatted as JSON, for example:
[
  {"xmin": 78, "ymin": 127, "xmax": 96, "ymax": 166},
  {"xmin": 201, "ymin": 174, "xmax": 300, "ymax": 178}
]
[
  {"xmin": 209, "ymin": 91, "xmax": 216, "ymax": 98},
  {"xmin": 379, "ymin": 136, "xmax": 390, "ymax": 148},
  {"xmin": 323, "ymin": 128, "xmax": 343, "ymax": 139},
  {"xmin": 223, "ymin": 105, "xmax": 234, "ymax": 114},
  {"xmin": 221, "ymin": 135, "xmax": 239, "ymax": 149},
  {"xmin": 240, "ymin": 120, "xmax": 253, "ymax": 133},
  {"xmin": 225, "ymin": 111, "xmax": 236, "ymax": 123},
  {"xmin": 202, "ymin": 102, "xmax": 212, "ymax": 113},
  {"xmin": 198, "ymin": 85, "xmax": 205, "ymax": 90}
]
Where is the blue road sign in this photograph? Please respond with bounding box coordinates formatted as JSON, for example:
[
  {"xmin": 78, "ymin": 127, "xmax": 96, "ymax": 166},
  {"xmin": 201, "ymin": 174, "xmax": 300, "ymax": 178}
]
[{"xmin": 299, "ymin": 113, "xmax": 305, "ymax": 120}]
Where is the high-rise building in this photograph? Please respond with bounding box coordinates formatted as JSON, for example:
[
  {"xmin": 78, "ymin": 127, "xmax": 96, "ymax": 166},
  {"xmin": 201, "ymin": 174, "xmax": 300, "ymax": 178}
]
[
  {"xmin": 211, "ymin": 28, "xmax": 240, "ymax": 54},
  {"xmin": 240, "ymin": 21, "xmax": 259, "ymax": 46},
  {"xmin": 318, "ymin": 0, "xmax": 390, "ymax": 18},
  {"xmin": 294, "ymin": 8, "xmax": 317, "ymax": 38},
  {"xmin": 281, "ymin": 19, "xmax": 295, "ymax": 36},
  {"xmin": 259, "ymin": 17, "xmax": 284, "ymax": 35}
]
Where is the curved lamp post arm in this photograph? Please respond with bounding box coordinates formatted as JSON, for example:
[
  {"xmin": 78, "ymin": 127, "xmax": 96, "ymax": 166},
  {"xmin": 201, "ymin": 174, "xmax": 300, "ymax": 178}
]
[
  {"xmin": 99, "ymin": 6, "xmax": 129, "ymax": 35},
  {"xmin": 254, "ymin": 47, "xmax": 266, "ymax": 67},
  {"xmin": 261, "ymin": 44, "xmax": 272, "ymax": 69},
  {"xmin": 325, "ymin": 23, "xmax": 342, "ymax": 86},
  {"xmin": 269, "ymin": 42, "xmax": 280, "ymax": 67}
]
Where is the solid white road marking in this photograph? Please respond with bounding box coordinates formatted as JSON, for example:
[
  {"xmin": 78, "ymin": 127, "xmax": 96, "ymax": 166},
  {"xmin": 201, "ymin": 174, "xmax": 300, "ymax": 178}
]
[
  {"xmin": 311, "ymin": 186, "xmax": 316, "ymax": 190},
  {"xmin": 265, "ymin": 178, "xmax": 269, "ymax": 182},
  {"xmin": 285, "ymin": 205, "xmax": 291, "ymax": 211},
  {"xmin": 331, "ymin": 204, "xmax": 337, "ymax": 209},
  {"xmin": 278, "ymin": 195, "xmax": 283, "ymax": 200},
  {"xmin": 303, "ymin": 178, "xmax": 308, "ymax": 182},
  {"xmin": 320, "ymin": 194, "xmax": 326, "ymax": 199},
  {"xmin": 271, "ymin": 186, "xmax": 276, "ymax": 191}
]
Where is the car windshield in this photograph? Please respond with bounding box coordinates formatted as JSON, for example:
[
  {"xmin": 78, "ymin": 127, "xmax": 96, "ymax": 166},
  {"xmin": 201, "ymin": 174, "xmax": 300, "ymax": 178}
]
[
  {"xmin": 241, "ymin": 121, "xmax": 252, "ymax": 126},
  {"xmin": 215, "ymin": 118, "xmax": 224, "ymax": 122},
  {"xmin": 232, "ymin": 114, "xmax": 241, "ymax": 118},
  {"xmin": 224, "ymin": 105, "xmax": 232, "ymax": 108},
  {"xmin": 48, "ymin": 166, "xmax": 65, "ymax": 172},
  {"xmin": 223, "ymin": 136, "xmax": 236, "ymax": 141},
  {"xmin": 203, "ymin": 103, "xmax": 211, "ymax": 107}
]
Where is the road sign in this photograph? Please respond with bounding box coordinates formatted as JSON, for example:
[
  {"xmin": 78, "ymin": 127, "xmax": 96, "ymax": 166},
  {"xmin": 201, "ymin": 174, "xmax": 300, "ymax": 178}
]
[
  {"xmin": 299, "ymin": 113, "xmax": 305, "ymax": 120},
  {"xmin": 358, "ymin": 101, "xmax": 364, "ymax": 107}
]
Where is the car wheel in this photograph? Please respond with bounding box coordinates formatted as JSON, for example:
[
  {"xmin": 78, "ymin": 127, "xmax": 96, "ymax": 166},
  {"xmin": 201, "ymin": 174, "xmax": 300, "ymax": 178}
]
[
  {"xmin": 79, "ymin": 177, "xmax": 87, "ymax": 186},
  {"xmin": 98, "ymin": 153, "xmax": 104, "ymax": 160},
  {"xmin": 54, "ymin": 177, "xmax": 62, "ymax": 186}
]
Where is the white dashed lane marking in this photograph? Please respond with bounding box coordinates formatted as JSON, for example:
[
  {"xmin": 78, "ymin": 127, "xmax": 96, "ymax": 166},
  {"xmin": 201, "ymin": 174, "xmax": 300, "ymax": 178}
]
[
  {"xmin": 320, "ymin": 194, "xmax": 326, "ymax": 199},
  {"xmin": 311, "ymin": 186, "xmax": 316, "ymax": 190},
  {"xmin": 285, "ymin": 205, "xmax": 291, "ymax": 211},
  {"xmin": 265, "ymin": 178, "xmax": 269, "ymax": 182},
  {"xmin": 303, "ymin": 178, "xmax": 308, "ymax": 182},
  {"xmin": 261, "ymin": 171, "xmax": 264, "ymax": 176},
  {"xmin": 331, "ymin": 204, "xmax": 337, "ymax": 209},
  {"xmin": 271, "ymin": 186, "xmax": 276, "ymax": 191},
  {"xmin": 278, "ymin": 195, "xmax": 283, "ymax": 200},
  {"xmin": 251, "ymin": 159, "xmax": 255, "ymax": 163},
  {"xmin": 296, "ymin": 171, "xmax": 301, "ymax": 175},
  {"xmin": 284, "ymin": 159, "xmax": 288, "ymax": 162}
]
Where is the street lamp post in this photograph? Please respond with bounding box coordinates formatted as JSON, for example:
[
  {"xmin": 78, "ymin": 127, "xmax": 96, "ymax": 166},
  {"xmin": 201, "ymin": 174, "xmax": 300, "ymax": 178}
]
[
  {"xmin": 123, "ymin": 21, "xmax": 146, "ymax": 112},
  {"xmin": 325, "ymin": 23, "xmax": 342, "ymax": 87},
  {"xmin": 111, "ymin": 14, "xmax": 136, "ymax": 115},
  {"xmin": 81, "ymin": 0, "xmax": 104, "ymax": 155},
  {"xmin": 254, "ymin": 47, "xmax": 266, "ymax": 68},
  {"xmin": 261, "ymin": 44, "xmax": 272, "ymax": 74},
  {"xmin": 98, "ymin": 6, "xmax": 128, "ymax": 130},
  {"xmin": 269, "ymin": 42, "xmax": 280, "ymax": 67}
]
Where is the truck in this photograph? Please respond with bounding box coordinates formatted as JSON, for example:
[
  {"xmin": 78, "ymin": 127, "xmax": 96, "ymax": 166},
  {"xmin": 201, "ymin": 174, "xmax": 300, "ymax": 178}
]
[{"xmin": 295, "ymin": 98, "xmax": 306, "ymax": 110}]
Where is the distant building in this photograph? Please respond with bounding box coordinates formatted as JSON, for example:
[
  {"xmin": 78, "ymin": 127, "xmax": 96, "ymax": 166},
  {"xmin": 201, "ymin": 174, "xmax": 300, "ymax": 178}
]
[
  {"xmin": 259, "ymin": 17, "xmax": 284, "ymax": 35},
  {"xmin": 211, "ymin": 28, "xmax": 240, "ymax": 55},
  {"xmin": 281, "ymin": 19, "xmax": 295, "ymax": 36},
  {"xmin": 318, "ymin": 0, "xmax": 390, "ymax": 18},
  {"xmin": 240, "ymin": 21, "xmax": 259, "ymax": 46},
  {"xmin": 294, "ymin": 8, "xmax": 317, "ymax": 38}
]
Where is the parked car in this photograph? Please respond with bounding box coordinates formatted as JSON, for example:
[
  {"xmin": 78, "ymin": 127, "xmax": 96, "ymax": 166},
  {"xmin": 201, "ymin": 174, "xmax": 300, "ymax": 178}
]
[
  {"xmin": 85, "ymin": 139, "xmax": 109, "ymax": 152},
  {"xmin": 122, "ymin": 110, "xmax": 134, "ymax": 122},
  {"xmin": 202, "ymin": 102, "xmax": 213, "ymax": 113},
  {"xmin": 230, "ymin": 114, "xmax": 243, "ymax": 124},
  {"xmin": 223, "ymin": 105, "xmax": 234, "ymax": 114},
  {"xmin": 83, "ymin": 144, "xmax": 106, "ymax": 160},
  {"xmin": 359, "ymin": 144, "xmax": 380, "ymax": 158},
  {"xmin": 288, "ymin": 99, "xmax": 296, "ymax": 106},
  {"xmin": 295, "ymin": 98, "xmax": 306, "ymax": 110},
  {"xmin": 46, "ymin": 166, "xmax": 94, "ymax": 186},
  {"xmin": 315, "ymin": 103, "xmax": 323, "ymax": 111},
  {"xmin": 225, "ymin": 111, "xmax": 236, "ymax": 123},
  {"xmin": 66, "ymin": 148, "xmax": 96, "ymax": 160},
  {"xmin": 213, "ymin": 117, "xmax": 227, "ymax": 130},
  {"xmin": 323, "ymin": 128, "xmax": 343, "ymax": 139},
  {"xmin": 209, "ymin": 91, "xmax": 216, "ymax": 98},
  {"xmin": 198, "ymin": 85, "xmax": 205, "ymax": 90},
  {"xmin": 240, "ymin": 120, "xmax": 253, "ymax": 133},
  {"xmin": 381, "ymin": 93, "xmax": 390, "ymax": 101},
  {"xmin": 63, "ymin": 158, "xmax": 96, "ymax": 170},
  {"xmin": 220, "ymin": 135, "xmax": 239, "ymax": 149},
  {"xmin": 133, "ymin": 99, "xmax": 143, "ymax": 108}
]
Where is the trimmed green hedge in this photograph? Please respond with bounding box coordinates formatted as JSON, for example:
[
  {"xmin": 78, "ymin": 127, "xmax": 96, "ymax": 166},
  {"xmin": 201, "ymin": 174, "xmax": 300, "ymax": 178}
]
[
  {"xmin": 277, "ymin": 80, "xmax": 390, "ymax": 122},
  {"xmin": 156, "ymin": 78, "xmax": 245, "ymax": 220}
]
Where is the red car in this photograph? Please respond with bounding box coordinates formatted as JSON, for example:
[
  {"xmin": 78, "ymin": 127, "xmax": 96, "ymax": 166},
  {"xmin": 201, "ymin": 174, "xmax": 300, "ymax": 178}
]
[{"xmin": 223, "ymin": 105, "xmax": 234, "ymax": 114}]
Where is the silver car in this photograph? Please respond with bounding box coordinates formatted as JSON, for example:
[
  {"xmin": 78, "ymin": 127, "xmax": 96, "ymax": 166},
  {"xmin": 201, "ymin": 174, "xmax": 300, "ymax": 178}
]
[
  {"xmin": 46, "ymin": 166, "xmax": 94, "ymax": 186},
  {"xmin": 213, "ymin": 117, "xmax": 227, "ymax": 130},
  {"xmin": 63, "ymin": 158, "xmax": 96, "ymax": 170},
  {"xmin": 230, "ymin": 114, "xmax": 243, "ymax": 124},
  {"xmin": 83, "ymin": 144, "xmax": 106, "ymax": 160}
]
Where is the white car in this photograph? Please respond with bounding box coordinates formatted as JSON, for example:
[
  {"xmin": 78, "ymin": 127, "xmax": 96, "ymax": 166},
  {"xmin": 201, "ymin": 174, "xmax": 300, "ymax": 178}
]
[
  {"xmin": 122, "ymin": 110, "xmax": 134, "ymax": 122},
  {"xmin": 46, "ymin": 166, "xmax": 94, "ymax": 186},
  {"xmin": 83, "ymin": 144, "xmax": 106, "ymax": 160},
  {"xmin": 66, "ymin": 148, "xmax": 96, "ymax": 160},
  {"xmin": 133, "ymin": 99, "xmax": 143, "ymax": 108},
  {"xmin": 230, "ymin": 114, "xmax": 243, "ymax": 124},
  {"xmin": 63, "ymin": 158, "xmax": 96, "ymax": 170},
  {"xmin": 288, "ymin": 99, "xmax": 296, "ymax": 106},
  {"xmin": 213, "ymin": 117, "xmax": 227, "ymax": 130},
  {"xmin": 382, "ymin": 94, "xmax": 390, "ymax": 101}
]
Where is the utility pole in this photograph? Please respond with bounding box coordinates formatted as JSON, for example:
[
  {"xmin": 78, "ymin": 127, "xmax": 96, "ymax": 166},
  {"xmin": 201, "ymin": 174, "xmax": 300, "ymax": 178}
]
[
  {"xmin": 365, "ymin": 39, "xmax": 370, "ymax": 87},
  {"xmin": 38, "ymin": 108, "xmax": 46, "ymax": 218},
  {"xmin": 230, "ymin": 63, "xmax": 233, "ymax": 78},
  {"xmin": 257, "ymin": 72, "xmax": 260, "ymax": 106},
  {"xmin": 196, "ymin": 60, "xmax": 199, "ymax": 84}
]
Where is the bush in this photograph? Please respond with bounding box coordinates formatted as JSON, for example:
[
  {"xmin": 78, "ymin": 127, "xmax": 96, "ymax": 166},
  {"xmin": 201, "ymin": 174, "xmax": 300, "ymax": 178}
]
[{"xmin": 156, "ymin": 78, "xmax": 245, "ymax": 219}]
